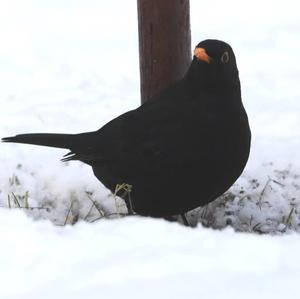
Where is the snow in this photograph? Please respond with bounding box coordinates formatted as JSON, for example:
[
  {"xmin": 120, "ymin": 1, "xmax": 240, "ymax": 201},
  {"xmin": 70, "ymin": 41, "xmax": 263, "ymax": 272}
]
[
  {"xmin": 1, "ymin": 209, "xmax": 300, "ymax": 299},
  {"xmin": 0, "ymin": 0, "xmax": 300, "ymax": 297}
]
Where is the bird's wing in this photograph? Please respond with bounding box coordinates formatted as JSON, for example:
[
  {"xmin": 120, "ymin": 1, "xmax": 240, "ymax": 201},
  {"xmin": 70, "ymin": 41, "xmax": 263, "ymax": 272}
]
[{"xmin": 83, "ymin": 94, "xmax": 227, "ymax": 171}]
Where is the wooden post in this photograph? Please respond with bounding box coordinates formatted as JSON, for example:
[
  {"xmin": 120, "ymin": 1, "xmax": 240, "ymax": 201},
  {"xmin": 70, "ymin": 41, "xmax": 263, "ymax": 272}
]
[{"xmin": 137, "ymin": 0, "xmax": 191, "ymax": 104}]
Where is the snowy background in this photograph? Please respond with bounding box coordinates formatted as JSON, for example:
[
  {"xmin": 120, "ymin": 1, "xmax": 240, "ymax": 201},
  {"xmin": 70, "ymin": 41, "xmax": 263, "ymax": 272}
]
[{"xmin": 0, "ymin": 0, "xmax": 300, "ymax": 298}]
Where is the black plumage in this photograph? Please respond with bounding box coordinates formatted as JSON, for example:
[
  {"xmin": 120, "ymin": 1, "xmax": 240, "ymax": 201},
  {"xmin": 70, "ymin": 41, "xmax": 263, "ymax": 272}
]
[{"xmin": 2, "ymin": 40, "xmax": 251, "ymax": 218}]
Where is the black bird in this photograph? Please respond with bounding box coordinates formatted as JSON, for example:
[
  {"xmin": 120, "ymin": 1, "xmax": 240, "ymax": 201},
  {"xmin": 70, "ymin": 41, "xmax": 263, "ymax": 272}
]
[{"xmin": 2, "ymin": 40, "xmax": 251, "ymax": 219}]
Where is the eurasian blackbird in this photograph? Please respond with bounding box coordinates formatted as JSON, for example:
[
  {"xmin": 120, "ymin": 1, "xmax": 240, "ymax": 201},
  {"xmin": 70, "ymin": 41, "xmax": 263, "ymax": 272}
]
[{"xmin": 2, "ymin": 39, "xmax": 251, "ymax": 219}]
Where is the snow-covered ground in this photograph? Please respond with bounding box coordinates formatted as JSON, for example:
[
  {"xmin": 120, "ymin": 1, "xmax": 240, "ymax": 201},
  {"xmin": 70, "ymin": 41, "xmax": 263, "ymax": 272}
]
[
  {"xmin": 0, "ymin": 0, "xmax": 300, "ymax": 297},
  {"xmin": 2, "ymin": 209, "xmax": 300, "ymax": 299}
]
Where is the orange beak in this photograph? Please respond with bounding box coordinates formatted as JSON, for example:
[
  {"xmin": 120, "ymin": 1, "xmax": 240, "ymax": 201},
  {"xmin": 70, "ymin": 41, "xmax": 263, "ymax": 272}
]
[{"xmin": 194, "ymin": 47, "xmax": 211, "ymax": 64}]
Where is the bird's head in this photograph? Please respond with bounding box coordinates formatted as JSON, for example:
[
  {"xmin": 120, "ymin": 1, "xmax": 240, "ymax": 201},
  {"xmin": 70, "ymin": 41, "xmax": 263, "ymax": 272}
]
[{"xmin": 188, "ymin": 39, "xmax": 240, "ymax": 93}]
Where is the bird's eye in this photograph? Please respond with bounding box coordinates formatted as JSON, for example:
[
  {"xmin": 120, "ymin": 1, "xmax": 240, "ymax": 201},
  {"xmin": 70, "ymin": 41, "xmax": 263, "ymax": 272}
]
[{"xmin": 221, "ymin": 51, "xmax": 229, "ymax": 63}]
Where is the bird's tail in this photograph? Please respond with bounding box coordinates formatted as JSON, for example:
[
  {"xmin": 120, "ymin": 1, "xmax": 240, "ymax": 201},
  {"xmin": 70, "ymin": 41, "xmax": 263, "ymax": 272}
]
[{"xmin": 2, "ymin": 133, "xmax": 76, "ymax": 149}]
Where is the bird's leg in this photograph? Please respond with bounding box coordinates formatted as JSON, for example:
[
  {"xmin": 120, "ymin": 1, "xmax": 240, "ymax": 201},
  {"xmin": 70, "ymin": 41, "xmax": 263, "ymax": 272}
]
[
  {"xmin": 163, "ymin": 215, "xmax": 178, "ymax": 222},
  {"xmin": 164, "ymin": 214, "xmax": 190, "ymax": 226},
  {"xmin": 180, "ymin": 213, "xmax": 190, "ymax": 226}
]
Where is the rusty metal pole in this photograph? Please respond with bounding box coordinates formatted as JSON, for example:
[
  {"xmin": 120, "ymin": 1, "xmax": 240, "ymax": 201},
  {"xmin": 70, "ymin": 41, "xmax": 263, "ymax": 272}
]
[{"xmin": 137, "ymin": 0, "xmax": 191, "ymax": 104}]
